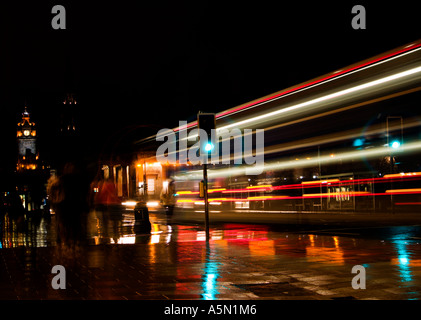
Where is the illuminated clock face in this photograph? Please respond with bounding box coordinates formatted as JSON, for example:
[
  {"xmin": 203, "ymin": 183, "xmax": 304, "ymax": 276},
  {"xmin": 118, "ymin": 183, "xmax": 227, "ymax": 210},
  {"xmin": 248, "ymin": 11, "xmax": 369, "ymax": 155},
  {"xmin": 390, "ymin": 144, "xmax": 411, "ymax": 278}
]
[{"xmin": 23, "ymin": 130, "xmax": 30, "ymax": 136}]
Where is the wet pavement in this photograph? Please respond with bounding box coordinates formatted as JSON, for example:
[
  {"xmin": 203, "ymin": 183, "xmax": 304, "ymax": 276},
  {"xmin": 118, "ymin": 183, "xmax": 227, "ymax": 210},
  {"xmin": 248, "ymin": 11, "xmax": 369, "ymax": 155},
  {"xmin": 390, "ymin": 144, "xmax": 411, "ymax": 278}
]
[{"xmin": 2, "ymin": 209, "xmax": 421, "ymax": 300}]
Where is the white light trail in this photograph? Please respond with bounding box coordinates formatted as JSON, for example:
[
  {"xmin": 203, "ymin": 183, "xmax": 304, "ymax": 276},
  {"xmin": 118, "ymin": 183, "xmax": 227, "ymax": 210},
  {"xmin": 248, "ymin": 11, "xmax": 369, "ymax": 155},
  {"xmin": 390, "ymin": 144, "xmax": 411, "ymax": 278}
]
[
  {"xmin": 215, "ymin": 45, "xmax": 421, "ymax": 121},
  {"xmin": 219, "ymin": 65, "xmax": 421, "ymax": 131},
  {"xmin": 175, "ymin": 140, "xmax": 421, "ymax": 180},
  {"xmin": 136, "ymin": 45, "xmax": 421, "ymax": 145}
]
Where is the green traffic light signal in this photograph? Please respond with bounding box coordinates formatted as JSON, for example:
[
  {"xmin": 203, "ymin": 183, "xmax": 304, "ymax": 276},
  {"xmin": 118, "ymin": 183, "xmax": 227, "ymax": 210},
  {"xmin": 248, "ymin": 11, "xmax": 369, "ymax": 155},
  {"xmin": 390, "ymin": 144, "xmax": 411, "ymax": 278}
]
[
  {"xmin": 391, "ymin": 140, "xmax": 401, "ymax": 149},
  {"xmin": 198, "ymin": 113, "xmax": 216, "ymax": 155},
  {"xmin": 205, "ymin": 143, "xmax": 214, "ymax": 152}
]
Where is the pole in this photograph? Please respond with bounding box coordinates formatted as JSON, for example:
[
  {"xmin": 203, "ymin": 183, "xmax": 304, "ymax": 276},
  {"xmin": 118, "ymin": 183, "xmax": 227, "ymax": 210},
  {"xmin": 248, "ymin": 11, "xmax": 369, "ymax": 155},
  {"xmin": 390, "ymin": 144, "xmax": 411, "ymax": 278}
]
[
  {"xmin": 197, "ymin": 112, "xmax": 215, "ymax": 241},
  {"xmin": 389, "ymin": 154, "xmax": 395, "ymax": 213},
  {"xmin": 386, "ymin": 116, "xmax": 402, "ymax": 214},
  {"xmin": 203, "ymin": 163, "xmax": 210, "ymax": 240},
  {"xmin": 318, "ymin": 146, "xmax": 322, "ymax": 210}
]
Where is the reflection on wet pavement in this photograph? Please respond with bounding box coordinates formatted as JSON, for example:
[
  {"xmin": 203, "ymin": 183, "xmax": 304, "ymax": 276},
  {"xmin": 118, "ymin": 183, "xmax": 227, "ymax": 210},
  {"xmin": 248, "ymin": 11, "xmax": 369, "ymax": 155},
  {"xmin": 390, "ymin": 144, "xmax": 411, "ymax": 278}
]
[
  {"xmin": 1, "ymin": 210, "xmax": 421, "ymax": 299},
  {"xmin": 0, "ymin": 214, "xmax": 52, "ymax": 248}
]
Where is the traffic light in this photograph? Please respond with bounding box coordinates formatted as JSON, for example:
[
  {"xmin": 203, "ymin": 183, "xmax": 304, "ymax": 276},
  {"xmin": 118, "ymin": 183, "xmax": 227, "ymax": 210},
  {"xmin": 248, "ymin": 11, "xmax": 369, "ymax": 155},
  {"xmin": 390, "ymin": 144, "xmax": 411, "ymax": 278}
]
[
  {"xmin": 197, "ymin": 113, "xmax": 216, "ymax": 154},
  {"xmin": 387, "ymin": 116, "xmax": 403, "ymax": 150},
  {"xmin": 388, "ymin": 129, "xmax": 402, "ymax": 150},
  {"xmin": 390, "ymin": 140, "xmax": 401, "ymax": 149}
]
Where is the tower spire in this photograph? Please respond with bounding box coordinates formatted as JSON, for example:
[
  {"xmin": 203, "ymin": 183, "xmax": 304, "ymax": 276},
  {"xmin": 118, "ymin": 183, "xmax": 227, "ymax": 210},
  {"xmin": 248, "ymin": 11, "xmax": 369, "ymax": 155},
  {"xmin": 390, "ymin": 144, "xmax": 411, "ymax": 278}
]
[{"xmin": 17, "ymin": 104, "xmax": 37, "ymax": 171}]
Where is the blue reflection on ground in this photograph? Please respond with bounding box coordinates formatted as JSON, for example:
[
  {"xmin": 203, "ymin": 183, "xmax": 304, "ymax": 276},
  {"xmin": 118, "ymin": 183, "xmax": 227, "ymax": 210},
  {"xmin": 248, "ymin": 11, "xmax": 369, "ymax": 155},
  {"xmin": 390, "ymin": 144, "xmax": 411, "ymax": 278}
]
[
  {"xmin": 393, "ymin": 240, "xmax": 413, "ymax": 282},
  {"xmin": 202, "ymin": 249, "xmax": 220, "ymax": 300}
]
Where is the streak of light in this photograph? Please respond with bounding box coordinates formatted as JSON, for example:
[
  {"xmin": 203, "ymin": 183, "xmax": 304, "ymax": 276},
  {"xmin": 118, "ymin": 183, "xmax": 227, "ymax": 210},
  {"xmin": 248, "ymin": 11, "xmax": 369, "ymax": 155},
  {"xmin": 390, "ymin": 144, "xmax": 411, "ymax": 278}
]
[
  {"xmin": 303, "ymin": 192, "xmax": 370, "ymax": 197},
  {"xmin": 135, "ymin": 42, "xmax": 421, "ymax": 147},
  {"xmin": 385, "ymin": 189, "xmax": 421, "ymax": 194},
  {"xmin": 146, "ymin": 201, "xmax": 160, "ymax": 207},
  {"xmin": 301, "ymin": 179, "xmax": 340, "ymax": 185},
  {"xmin": 168, "ymin": 70, "xmax": 421, "ymax": 156},
  {"xmin": 176, "ymin": 173, "xmax": 421, "ymax": 203},
  {"xmin": 209, "ymin": 188, "xmax": 227, "ymax": 192},
  {"xmin": 262, "ymin": 86, "xmax": 421, "ymax": 134},
  {"xmin": 163, "ymin": 103, "xmax": 408, "ymax": 164},
  {"xmin": 218, "ymin": 65, "xmax": 421, "ymax": 131},
  {"xmin": 177, "ymin": 191, "xmax": 199, "ymax": 195},
  {"xmin": 246, "ymin": 185, "xmax": 272, "ymax": 189},
  {"xmin": 176, "ymin": 188, "xmax": 226, "ymax": 195},
  {"xmin": 383, "ymin": 172, "xmax": 421, "ymax": 179},
  {"xmin": 175, "ymin": 140, "xmax": 421, "ymax": 180},
  {"xmin": 247, "ymin": 196, "xmax": 289, "ymax": 200},
  {"xmin": 121, "ymin": 201, "xmax": 137, "ymax": 206},
  {"xmin": 173, "ymin": 42, "xmax": 421, "ymax": 132}
]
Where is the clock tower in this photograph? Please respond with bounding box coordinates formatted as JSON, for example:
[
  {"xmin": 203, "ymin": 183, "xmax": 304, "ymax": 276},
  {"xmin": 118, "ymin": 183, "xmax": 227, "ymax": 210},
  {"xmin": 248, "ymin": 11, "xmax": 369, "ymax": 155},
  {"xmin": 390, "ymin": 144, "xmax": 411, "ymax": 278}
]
[{"xmin": 17, "ymin": 106, "xmax": 38, "ymax": 171}]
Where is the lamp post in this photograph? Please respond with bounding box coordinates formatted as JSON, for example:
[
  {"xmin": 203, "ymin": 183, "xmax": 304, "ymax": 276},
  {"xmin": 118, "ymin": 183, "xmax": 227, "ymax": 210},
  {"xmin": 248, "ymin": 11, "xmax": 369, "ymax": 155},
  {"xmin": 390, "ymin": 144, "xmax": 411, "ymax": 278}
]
[{"xmin": 203, "ymin": 162, "xmax": 209, "ymax": 240}]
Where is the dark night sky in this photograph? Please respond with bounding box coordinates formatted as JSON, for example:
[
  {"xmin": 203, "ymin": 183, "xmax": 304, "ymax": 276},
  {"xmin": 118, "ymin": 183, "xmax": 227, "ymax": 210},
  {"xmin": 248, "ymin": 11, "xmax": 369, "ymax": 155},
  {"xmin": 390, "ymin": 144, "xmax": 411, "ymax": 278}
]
[{"xmin": 0, "ymin": 0, "xmax": 420, "ymax": 170}]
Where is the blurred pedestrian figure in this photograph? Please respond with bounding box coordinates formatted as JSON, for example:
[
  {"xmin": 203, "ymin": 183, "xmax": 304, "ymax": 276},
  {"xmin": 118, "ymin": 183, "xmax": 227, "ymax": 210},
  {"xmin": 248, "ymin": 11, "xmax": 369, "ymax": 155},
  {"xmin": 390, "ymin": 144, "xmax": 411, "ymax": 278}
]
[
  {"xmin": 94, "ymin": 178, "xmax": 120, "ymax": 209},
  {"xmin": 93, "ymin": 178, "xmax": 122, "ymax": 243},
  {"xmin": 47, "ymin": 162, "xmax": 89, "ymax": 251},
  {"xmin": 160, "ymin": 179, "xmax": 176, "ymax": 216}
]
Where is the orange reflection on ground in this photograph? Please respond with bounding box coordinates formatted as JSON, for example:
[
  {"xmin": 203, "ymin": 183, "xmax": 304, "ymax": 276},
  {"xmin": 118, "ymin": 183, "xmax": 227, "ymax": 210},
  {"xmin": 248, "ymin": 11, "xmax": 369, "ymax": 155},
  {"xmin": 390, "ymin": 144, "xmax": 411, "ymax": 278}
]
[
  {"xmin": 249, "ymin": 240, "xmax": 275, "ymax": 257},
  {"xmin": 306, "ymin": 234, "xmax": 345, "ymax": 265},
  {"xmin": 391, "ymin": 258, "xmax": 421, "ymax": 267}
]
